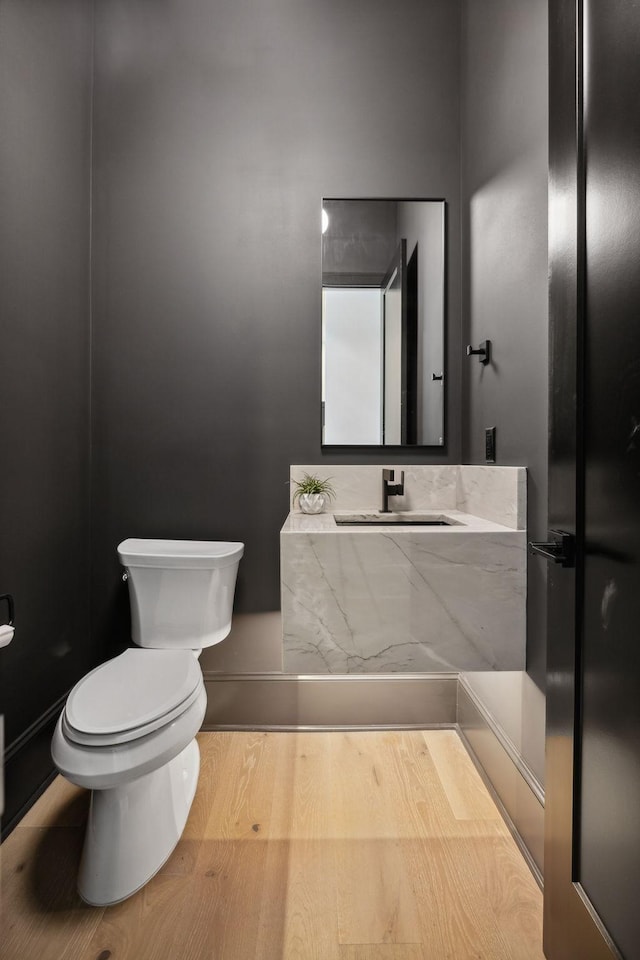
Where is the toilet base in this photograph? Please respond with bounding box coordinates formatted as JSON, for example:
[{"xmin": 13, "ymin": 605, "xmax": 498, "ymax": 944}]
[{"xmin": 78, "ymin": 738, "xmax": 200, "ymax": 906}]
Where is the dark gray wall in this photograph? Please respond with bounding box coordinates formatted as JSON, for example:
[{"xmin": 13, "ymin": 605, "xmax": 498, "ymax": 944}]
[
  {"xmin": 461, "ymin": 0, "xmax": 548, "ymax": 687},
  {"xmin": 0, "ymin": 0, "xmax": 93, "ymax": 828},
  {"xmin": 0, "ymin": 0, "xmax": 550, "ymax": 827},
  {"xmin": 90, "ymin": 0, "xmax": 463, "ymax": 654}
]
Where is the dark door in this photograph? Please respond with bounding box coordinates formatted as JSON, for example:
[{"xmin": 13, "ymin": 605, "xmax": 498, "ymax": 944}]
[
  {"xmin": 382, "ymin": 239, "xmax": 416, "ymax": 444},
  {"xmin": 544, "ymin": 2, "xmax": 640, "ymax": 957}
]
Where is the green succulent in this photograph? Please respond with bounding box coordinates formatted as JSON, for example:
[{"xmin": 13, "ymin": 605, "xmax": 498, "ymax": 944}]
[{"xmin": 291, "ymin": 473, "xmax": 336, "ymax": 503}]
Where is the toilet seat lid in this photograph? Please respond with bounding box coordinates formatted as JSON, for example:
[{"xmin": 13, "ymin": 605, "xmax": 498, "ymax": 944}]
[{"xmin": 65, "ymin": 648, "xmax": 202, "ymax": 737}]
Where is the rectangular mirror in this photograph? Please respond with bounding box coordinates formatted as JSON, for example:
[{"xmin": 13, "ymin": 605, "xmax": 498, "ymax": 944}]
[{"xmin": 321, "ymin": 198, "xmax": 445, "ymax": 446}]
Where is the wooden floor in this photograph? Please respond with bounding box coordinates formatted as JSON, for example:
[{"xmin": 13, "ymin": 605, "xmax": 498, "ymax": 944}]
[{"xmin": 0, "ymin": 730, "xmax": 545, "ymax": 960}]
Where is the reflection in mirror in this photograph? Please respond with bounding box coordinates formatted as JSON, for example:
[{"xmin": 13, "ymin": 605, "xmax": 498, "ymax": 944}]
[{"xmin": 321, "ymin": 199, "xmax": 445, "ymax": 446}]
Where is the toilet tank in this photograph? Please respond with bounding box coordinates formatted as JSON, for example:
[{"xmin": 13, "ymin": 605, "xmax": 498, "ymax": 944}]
[{"xmin": 117, "ymin": 539, "xmax": 244, "ymax": 649}]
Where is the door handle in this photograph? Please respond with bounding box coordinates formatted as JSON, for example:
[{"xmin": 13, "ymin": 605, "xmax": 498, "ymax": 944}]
[{"xmin": 528, "ymin": 531, "xmax": 575, "ymax": 568}]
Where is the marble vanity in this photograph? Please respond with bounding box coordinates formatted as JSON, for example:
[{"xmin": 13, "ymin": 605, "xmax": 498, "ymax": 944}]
[{"xmin": 281, "ymin": 465, "xmax": 526, "ymax": 674}]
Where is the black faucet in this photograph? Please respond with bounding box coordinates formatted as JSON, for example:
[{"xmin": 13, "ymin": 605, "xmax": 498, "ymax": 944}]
[{"xmin": 381, "ymin": 468, "xmax": 405, "ymax": 512}]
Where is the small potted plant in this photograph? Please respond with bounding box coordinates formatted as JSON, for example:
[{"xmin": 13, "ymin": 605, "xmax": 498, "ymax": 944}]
[{"xmin": 292, "ymin": 473, "xmax": 336, "ymax": 514}]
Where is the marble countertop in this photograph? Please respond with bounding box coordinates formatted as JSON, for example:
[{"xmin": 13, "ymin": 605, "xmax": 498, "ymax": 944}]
[{"xmin": 282, "ymin": 509, "xmax": 523, "ymax": 535}]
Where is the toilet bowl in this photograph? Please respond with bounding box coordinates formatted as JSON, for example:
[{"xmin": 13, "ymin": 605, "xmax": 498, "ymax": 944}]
[{"xmin": 51, "ymin": 538, "xmax": 243, "ymax": 906}]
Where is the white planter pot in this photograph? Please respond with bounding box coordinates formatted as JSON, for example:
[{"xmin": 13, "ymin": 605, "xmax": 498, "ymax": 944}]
[{"xmin": 298, "ymin": 493, "xmax": 327, "ymax": 514}]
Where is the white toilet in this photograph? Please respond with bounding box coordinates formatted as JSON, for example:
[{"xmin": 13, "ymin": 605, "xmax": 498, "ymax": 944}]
[{"xmin": 51, "ymin": 537, "xmax": 244, "ymax": 906}]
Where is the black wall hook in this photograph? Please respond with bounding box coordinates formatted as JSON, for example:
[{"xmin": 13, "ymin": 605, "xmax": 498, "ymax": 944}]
[{"xmin": 466, "ymin": 339, "xmax": 491, "ymax": 365}]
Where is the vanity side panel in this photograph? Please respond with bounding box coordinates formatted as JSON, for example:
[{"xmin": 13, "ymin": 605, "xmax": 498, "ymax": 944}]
[{"xmin": 456, "ymin": 465, "xmax": 526, "ymax": 529}]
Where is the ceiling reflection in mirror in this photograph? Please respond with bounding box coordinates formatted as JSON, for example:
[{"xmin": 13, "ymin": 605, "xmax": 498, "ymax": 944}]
[{"xmin": 321, "ymin": 199, "xmax": 445, "ymax": 446}]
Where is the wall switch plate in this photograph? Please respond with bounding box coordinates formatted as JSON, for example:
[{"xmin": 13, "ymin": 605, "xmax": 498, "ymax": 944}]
[{"xmin": 485, "ymin": 426, "xmax": 496, "ymax": 463}]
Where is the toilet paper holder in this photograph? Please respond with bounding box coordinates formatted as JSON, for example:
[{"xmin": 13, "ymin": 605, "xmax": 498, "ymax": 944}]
[{"xmin": 0, "ymin": 593, "xmax": 15, "ymax": 648}]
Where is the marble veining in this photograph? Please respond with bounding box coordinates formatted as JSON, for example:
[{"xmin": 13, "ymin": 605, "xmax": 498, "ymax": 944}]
[
  {"xmin": 282, "ymin": 465, "xmax": 526, "ymax": 676},
  {"xmin": 282, "ymin": 514, "xmax": 526, "ymax": 675}
]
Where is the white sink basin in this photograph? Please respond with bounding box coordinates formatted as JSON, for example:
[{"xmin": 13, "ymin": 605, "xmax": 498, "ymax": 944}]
[{"xmin": 333, "ymin": 512, "xmax": 463, "ymax": 526}]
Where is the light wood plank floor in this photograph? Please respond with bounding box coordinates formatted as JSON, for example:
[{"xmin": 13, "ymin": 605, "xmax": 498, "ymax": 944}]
[{"xmin": 0, "ymin": 730, "xmax": 545, "ymax": 960}]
